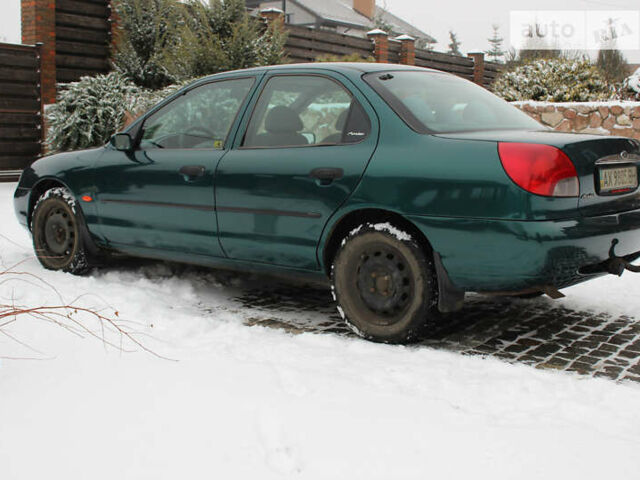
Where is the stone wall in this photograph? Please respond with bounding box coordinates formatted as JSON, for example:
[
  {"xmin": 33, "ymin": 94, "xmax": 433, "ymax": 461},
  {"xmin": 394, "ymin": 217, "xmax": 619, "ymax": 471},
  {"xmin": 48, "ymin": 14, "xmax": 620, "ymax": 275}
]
[{"xmin": 512, "ymin": 101, "xmax": 640, "ymax": 140}]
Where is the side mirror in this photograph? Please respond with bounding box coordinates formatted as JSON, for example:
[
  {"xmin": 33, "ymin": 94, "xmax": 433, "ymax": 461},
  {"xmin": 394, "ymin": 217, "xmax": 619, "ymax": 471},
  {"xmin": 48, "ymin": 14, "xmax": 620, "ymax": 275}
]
[{"xmin": 111, "ymin": 133, "xmax": 134, "ymax": 152}]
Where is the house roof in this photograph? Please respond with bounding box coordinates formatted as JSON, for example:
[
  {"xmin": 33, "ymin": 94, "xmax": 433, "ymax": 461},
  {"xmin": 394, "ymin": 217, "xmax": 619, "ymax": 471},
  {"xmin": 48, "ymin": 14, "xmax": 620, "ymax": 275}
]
[
  {"xmin": 291, "ymin": 0, "xmax": 436, "ymax": 44},
  {"xmin": 375, "ymin": 6, "xmax": 436, "ymax": 44}
]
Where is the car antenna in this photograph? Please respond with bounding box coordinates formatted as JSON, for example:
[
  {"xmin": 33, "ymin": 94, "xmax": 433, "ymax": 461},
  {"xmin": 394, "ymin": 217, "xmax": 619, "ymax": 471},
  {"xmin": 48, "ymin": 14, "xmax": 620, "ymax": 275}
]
[{"xmin": 379, "ymin": 73, "xmax": 394, "ymax": 80}]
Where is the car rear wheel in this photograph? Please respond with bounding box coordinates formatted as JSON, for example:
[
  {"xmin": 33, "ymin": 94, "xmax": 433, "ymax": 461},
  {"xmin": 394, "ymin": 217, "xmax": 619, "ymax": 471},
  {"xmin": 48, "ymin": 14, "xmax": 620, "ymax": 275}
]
[
  {"xmin": 331, "ymin": 223, "xmax": 439, "ymax": 343},
  {"xmin": 31, "ymin": 187, "xmax": 94, "ymax": 274}
]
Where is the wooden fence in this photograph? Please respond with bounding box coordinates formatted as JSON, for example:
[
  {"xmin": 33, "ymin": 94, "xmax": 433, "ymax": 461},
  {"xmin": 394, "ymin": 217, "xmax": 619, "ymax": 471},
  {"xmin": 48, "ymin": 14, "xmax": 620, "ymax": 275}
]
[
  {"xmin": 483, "ymin": 61, "xmax": 502, "ymax": 87},
  {"xmin": 414, "ymin": 49, "xmax": 475, "ymax": 83},
  {"xmin": 55, "ymin": 0, "xmax": 111, "ymax": 83},
  {"xmin": 0, "ymin": 42, "xmax": 43, "ymax": 180},
  {"xmin": 284, "ymin": 25, "xmax": 374, "ymax": 63},
  {"xmin": 282, "ymin": 24, "xmax": 500, "ymax": 87}
]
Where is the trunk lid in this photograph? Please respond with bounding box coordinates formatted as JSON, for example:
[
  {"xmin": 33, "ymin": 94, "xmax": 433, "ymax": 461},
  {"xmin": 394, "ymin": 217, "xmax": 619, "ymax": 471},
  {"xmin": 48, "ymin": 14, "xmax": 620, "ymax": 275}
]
[{"xmin": 436, "ymin": 129, "xmax": 640, "ymax": 216}]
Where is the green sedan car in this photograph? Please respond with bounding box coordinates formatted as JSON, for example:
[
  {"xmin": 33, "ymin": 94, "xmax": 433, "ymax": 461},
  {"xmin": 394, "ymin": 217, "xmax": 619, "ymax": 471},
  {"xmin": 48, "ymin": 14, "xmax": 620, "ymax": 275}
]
[{"xmin": 13, "ymin": 63, "xmax": 640, "ymax": 343}]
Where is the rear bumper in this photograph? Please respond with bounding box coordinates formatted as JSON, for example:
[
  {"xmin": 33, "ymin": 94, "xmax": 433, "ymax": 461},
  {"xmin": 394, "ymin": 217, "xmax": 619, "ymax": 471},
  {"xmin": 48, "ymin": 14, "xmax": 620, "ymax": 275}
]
[
  {"xmin": 13, "ymin": 186, "xmax": 30, "ymax": 229},
  {"xmin": 409, "ymin": 209, "xmax": 640, "ymax": 292}
]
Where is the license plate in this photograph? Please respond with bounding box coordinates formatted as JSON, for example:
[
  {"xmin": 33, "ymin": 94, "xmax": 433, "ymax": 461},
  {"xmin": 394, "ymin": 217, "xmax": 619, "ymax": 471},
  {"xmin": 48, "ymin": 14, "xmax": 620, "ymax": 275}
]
[{"xmin": 599, "ymin": 166, "xmax": 638, "ymax": 194}]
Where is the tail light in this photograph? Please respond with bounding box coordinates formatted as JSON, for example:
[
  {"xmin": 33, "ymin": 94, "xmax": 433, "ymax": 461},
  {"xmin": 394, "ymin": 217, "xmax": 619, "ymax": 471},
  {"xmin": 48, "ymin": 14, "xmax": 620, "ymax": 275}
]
[{"xmin": 498, "ymin": 142, "xmax": 579, "ymax": 197}]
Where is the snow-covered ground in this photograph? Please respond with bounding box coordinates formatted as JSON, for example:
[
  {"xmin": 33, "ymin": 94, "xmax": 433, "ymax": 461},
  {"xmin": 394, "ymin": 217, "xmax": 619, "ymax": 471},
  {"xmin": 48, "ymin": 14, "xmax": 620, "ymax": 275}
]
[{"xmin": 1, "ymin": 181, "xmax": 639, "ymax": 479}]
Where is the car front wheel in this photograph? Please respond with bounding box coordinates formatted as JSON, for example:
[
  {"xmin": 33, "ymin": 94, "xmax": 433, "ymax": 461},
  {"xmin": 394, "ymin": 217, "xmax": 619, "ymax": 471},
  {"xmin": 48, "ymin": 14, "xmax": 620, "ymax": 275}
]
[
  {"xmin": 331, "ymin": 223, "xmax": 439, "ymax": 343},
  {"xmin": 31, "ymin": 187, "xmax": 93, "ymax": 274}
]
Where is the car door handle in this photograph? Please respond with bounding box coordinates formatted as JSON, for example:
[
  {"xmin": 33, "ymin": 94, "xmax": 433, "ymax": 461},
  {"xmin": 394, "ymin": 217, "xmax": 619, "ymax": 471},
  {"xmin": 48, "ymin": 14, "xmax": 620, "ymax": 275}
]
[
  {"xmin": 179, "ymin": 165, "xmax": 206, "ymax": 180},
  {"xmin": 310, "ymin": 168, "xmax": 344, "ymax": 185}
]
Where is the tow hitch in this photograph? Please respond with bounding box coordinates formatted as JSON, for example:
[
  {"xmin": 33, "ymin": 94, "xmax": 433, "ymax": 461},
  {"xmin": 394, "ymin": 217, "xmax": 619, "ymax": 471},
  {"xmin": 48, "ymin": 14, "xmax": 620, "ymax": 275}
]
[
  {"xmin": 581, "ymin": 239, "xmax": 640, "ymax": 276},
  {"xmin": 605, "ymin": 240, "xmax": 640, "ymax": 275}
]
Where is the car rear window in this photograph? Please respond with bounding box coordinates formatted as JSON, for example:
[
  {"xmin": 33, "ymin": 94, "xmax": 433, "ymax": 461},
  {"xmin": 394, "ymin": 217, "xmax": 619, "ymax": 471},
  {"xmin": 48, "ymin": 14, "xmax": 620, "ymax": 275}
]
[{"xmin": 363, "ymin": 70, "xmax": 541, "ymax": 134}]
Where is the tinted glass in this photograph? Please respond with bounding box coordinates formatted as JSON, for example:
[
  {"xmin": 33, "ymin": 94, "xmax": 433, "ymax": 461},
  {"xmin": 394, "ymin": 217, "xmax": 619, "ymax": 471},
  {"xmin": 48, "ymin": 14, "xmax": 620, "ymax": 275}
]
[
  {"xmin": 243, "ymin": 75, "xmax": 370, "ymax": 148},
  {"xmin": 364, "ymin": 71, "xmax": 541, "ymax": 133},
  {"xmin": 141, "ymin": 78, "xmax": 254, "ymax": 149}
]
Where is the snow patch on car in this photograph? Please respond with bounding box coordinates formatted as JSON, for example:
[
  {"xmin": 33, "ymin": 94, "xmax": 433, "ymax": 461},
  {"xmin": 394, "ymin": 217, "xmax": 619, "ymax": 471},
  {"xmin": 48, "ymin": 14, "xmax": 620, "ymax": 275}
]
[
  {"xmin": 40, "ymin": 187, "xmax": 77, "ymax": 214},
  {"xmin": 340, "ymin": 223, "xmax": 412, "ymax": 247},
  {"xmin": 340, "ymin": 225, "xmax": 363, "ymax": 247},
  {"xmin": 370, "ymin": 222, "xmax": 412, "ymax": 241}
]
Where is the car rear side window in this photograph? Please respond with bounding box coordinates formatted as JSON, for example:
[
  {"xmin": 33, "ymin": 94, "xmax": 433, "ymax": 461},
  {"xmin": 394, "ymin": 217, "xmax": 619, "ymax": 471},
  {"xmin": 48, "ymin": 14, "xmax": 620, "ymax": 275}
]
[
  {"xmin": 140, "ymin": 77, "xmax": 254, "ymax": 150},
  {"xmin": 364, "ymin": 70, "xmax": 541, "ymax": 134},
  {"xmin": 242, "ymin": 75, "xmax": 371, "ymax": 148}
]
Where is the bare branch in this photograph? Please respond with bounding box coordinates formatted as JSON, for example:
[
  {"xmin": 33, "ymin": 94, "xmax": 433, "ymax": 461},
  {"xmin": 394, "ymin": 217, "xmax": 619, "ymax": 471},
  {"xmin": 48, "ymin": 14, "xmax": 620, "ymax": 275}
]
[{"xmin": 0, "ymin": 261, "xmax": 173, "ymax": 361}]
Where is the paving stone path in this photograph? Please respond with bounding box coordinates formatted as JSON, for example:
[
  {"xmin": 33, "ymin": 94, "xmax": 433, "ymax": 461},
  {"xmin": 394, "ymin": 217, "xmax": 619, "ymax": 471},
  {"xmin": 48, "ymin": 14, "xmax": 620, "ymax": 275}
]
[
  {"xmin": 129, "ymin": 260, "xmax": 640, "ymax": 383},
  {"xmin": 229, "ymin": 279, "xmax": 640, "ymax": 383}
]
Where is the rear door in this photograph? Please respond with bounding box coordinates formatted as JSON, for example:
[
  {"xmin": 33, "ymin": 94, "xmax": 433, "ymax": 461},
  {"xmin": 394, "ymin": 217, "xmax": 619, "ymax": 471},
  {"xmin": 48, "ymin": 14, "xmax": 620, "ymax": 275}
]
[
  {"xmin": 94, "ymin": 76, "xmax": 257, "ymax": 256},
  {"xmin": 215, "ymin": 71, "xmax": 379, "ymax": 269}
]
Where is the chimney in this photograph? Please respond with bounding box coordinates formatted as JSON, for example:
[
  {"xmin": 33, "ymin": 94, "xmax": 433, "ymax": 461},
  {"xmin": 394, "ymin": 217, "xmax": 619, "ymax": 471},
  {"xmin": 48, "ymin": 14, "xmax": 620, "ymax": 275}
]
[{"xmin": 353, "ymin": 0, "xmax": 375, "ymax": 20}]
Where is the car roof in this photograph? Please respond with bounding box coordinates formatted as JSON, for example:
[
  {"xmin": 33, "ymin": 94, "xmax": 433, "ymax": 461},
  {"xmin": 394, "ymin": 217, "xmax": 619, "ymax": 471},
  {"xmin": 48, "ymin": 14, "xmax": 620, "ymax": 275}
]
[{"xmin": 200, "ymin": 62, "xmax": 441, "ymax": 79}]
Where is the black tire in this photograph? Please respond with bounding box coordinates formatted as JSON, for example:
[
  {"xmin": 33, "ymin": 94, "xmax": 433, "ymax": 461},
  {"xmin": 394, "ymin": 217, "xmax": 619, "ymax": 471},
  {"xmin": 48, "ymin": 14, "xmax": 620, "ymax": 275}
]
[
  {"xmin": 31, "ymin": 187, "xmax": 94, "ymax": 274},
  {"xmin": 331, "ymin": 223, "xmax": 439, "ymax": 343}
]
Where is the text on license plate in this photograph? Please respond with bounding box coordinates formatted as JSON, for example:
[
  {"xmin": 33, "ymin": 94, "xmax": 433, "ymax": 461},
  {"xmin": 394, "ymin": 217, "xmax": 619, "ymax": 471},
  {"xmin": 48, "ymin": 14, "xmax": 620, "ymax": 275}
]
[{"xmin": 599, "ymin": 166, "xmax": 638, "ymax": 193}]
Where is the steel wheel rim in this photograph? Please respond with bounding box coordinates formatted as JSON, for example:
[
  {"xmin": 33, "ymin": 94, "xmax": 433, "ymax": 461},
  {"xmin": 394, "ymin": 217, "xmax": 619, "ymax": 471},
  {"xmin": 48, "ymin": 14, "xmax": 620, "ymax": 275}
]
[
  {"xmin": 355, "ymin": 244, "xmax": 414, "ymax": 325},
  {"xmin": 36, "ymin": 203, "xmax": 77, "ymax": 266}
]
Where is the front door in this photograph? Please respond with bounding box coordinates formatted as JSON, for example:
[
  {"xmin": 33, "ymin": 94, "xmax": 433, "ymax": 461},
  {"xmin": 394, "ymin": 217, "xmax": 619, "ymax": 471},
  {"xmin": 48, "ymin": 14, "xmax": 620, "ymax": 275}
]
[
  {"xmin": 94, "ymin": 76, "xmax": 257, "ymax": 257},
  {"xmin": 215, "ymin": 72, "xmax": 379, "ymax": 270}
]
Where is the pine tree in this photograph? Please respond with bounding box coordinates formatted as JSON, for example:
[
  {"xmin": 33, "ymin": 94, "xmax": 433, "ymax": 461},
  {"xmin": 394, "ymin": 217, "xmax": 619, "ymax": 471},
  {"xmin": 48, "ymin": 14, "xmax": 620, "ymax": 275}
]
[
  {"xmin": 46, "ymin": 72, "xmax": 144, "ymax": 152},
  {"xmin": 112, "ymin": 0, "xmax": 184, "ymax": 89},
  {"xmin": 113, "ymin": 0, "xmax": 287, "ymax": 89},
  {"xmin": 486, "ymin": 24, "xmax": 505, "ymax": 63},
  {"xmin": 447, "ymin": 31, "xmax": 462, "ymax": 56},
  {"xmin": 172, "ymin": 0, "xmax": 287, "ymax": 76},
  {"xmin": 167, "ymin": 0, "xmax": 287, "ymax": 79}
]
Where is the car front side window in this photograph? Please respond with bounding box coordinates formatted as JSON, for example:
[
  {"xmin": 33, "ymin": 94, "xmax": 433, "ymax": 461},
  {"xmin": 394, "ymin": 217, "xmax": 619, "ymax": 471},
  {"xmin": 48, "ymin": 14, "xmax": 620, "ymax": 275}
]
[
  {"xmin": 140, "ymin": 77, "xmax": 254, "ymax": 150},
  {"xmin": 243, "ymin": 75, "xmax": 370, "ymax": 148}
]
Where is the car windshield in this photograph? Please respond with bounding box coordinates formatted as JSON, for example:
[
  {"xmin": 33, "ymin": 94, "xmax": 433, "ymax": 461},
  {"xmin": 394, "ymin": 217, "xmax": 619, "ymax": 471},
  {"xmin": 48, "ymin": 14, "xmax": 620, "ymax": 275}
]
[{"xmin": 364, "ymin": 71, "xmax": 542, "ymax": 133}]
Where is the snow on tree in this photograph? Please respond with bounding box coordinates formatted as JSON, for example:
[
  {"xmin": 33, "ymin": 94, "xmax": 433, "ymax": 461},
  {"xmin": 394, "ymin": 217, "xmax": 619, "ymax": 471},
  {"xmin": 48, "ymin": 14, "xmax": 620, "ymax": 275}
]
[
  {"xmin": 112, "ymin": 0, "xmax": 287, "ymax": 89},
  {"xmin": 492, "ymin": 58, "xmax": 613, "ymax": 102},
  {"xmin": 164, "ymin": 0, "xmax": 287, "ymax": 79},
  {"xmin": 447, "ymin": 31, "xmax": 462, "ymax": 56},
  {"xmin": 623, "ymin": 67, "xmax": 640, "ymax": 99},
  {"xmin": 45, "ymin": 73, "xmax": 189, "ymax": 153},
  {"xmin": 112, "ymin": 0, "xmax": 183, "ymax": 90},
  {"xmin": 486, "ymin": 24, "xmax": 505, "ymax": 63},
  {"xmin": 46, "ymin": 73, "xmax": 145, "ymax": 152}
]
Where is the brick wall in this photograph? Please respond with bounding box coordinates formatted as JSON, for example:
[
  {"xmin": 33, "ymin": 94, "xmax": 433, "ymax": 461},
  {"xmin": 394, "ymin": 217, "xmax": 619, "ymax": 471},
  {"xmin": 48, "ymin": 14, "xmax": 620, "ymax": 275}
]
[{"xmin": 21, "ymin": 0, "xmax": 56, "ymax": 104}]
